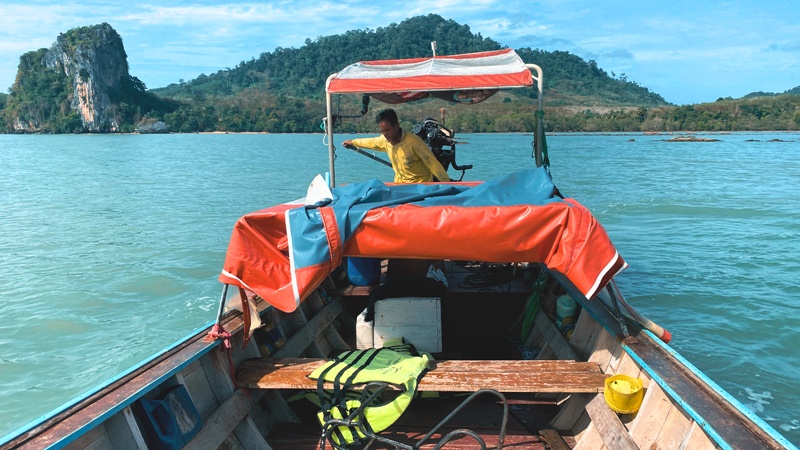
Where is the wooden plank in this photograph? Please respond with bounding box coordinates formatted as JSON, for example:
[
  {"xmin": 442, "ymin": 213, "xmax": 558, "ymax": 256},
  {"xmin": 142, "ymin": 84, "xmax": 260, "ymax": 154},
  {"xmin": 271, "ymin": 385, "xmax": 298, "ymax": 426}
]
[
  {"xmin": 299, "ymin": 298, "xmax": 334, "ymax": 358},
  {"xmin": 237, "ymin": 358, "xmax": 607, "ymax": 393},
  {"xmin": 615, "ymin": 349, "xmax": 644, "ymax": 380},
  {"xmin": 183, "ymin": 389, "xmax": 266, "ymax": 450},
  {"xmin": 272, "ymin": 298, "xmax": 343, "ymax": 358},
  {"xmin": 261, "ymin": 390, "xmax": 300, "ymax": 424},
  {"xmin": 680, "ymin": 422, "xmax": 717, "ymax": 450},
  {"xmin": 121, "ymin": 406, "xmax": 149, "ymax": 450},
  {"xmin": 571, "ymin": 420, "xmax": 604, "ymax": 450},
  {"xmin": 233, "ymin": 407, "xmax": 274, "ymax": 450},
  {"xmin": 549, "ymin": 393, "xmax": 593, "ymax": 431},
  {"xmin": 587, "ymin": 325, "xmax": 619, "ymax": 372},
  {"xmin": 655, "ymin": 405, "xmax": 692, "ymax": 450},
  {"xmin": 538, "ymin": 429, "xmax": 572, "ymax": 450},
  {"xmin": 184, "ymin": 359, "xmax": 218, "ymax": 419},
  {"xmin": 420, "ymin": 371, "xmax": 607, "ymax": 393},
  {"xmin": 569, "ymin": 309, "xmax": 599, "ymax": 359},
  {"xmin": 290, "ymin": 306, "xmax": 327, "ymax": 357},
  {"xmin": 534, "ymin": 310, "xmax": 578, "ymax": 360},
  {"xmin": 333, "ymin": 285, "xmax": 376, "ymax": 296},
  {"xmin": 239, "ymin": 358, "xmax": 603, "ymax": 378},
  {"xmin": 202, "ymin": 345, "xmax": 274, "ymax": 447},
  {"xmin": 523, "ymin": 320, "xmax": 546, "ymax": 349},
  {"xmin": 584, "ymin": 394, "xmax": 639, "ymax": 450},
  {"xmin": 431, "ymin": 359, "xmax": 602, "ymax": 373},
  {"xmin": 306, "ymin": 290, "xmax": 349, "ymax": 352},
  {"xmin": 570, "ymin": 408, "xmax": 594, "ymax": 445},
  {"xmin": 629, "ymin": 381, "xmax": 672, "ymax": 448},
  {"xmin": 100, "ymin": 406, "xmax": 147, "ymax": 450}
]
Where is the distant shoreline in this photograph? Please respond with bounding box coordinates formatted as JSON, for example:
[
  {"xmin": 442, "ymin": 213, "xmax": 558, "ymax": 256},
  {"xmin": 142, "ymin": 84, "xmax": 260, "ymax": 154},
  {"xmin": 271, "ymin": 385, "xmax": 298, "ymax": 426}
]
[{"xmin": 4, "ymin": 130, "xmax": 798, "ymax": 136}]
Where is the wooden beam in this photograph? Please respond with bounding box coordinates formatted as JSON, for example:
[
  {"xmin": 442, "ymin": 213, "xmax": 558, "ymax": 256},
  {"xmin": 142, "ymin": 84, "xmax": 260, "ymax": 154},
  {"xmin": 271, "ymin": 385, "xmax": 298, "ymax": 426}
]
[
  {"xmin": 272, "ymin": 298, "xmax": 343, "ymax": 358},
  {"xmin": 237, "ymin": 358, "xmax": 608, "ymax": 394},
  {"xmin": 538, "ymin": 429, "xmax": 571, "ymax": 450},
  {"xmin": 584, "ymin": 394, "xmax": 639, "ymax": 450},
  {"xmin": 201, "ymin": 345, "xmax": 273, "ymax": 446},
  {"xmin": 183, "ymin": 389, "xmax": 269, "ymax": 450}
]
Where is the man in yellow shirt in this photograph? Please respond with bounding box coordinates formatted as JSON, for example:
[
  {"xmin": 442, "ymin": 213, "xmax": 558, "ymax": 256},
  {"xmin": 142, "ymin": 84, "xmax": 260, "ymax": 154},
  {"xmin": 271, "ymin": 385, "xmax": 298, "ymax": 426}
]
[{"xmin": 343, "ymin": 109, "xmax": 451, "ymax": 183}]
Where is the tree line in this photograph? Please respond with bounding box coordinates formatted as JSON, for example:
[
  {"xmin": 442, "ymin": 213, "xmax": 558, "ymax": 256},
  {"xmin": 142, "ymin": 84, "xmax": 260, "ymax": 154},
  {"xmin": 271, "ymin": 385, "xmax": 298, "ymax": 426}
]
[{"xmin": 1, "ymin": 15, "xmax": 799, "ymax": 133}]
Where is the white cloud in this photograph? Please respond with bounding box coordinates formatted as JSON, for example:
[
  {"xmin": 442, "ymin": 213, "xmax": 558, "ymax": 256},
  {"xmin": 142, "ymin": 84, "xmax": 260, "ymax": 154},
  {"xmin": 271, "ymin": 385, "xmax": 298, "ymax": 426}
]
[
  {"xmin": 118, "ymin": 4, "xmax": 291, "ymax": 25},
  {"xmin": 1, "ymin": 0, "xmax": 798, "ymax": 103}
]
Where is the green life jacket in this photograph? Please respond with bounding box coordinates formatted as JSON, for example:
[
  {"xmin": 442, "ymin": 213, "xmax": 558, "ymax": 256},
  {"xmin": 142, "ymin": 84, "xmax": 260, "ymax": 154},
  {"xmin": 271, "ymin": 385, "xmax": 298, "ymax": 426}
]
[{"xmin": 308, "ymin": 342, "xmax": 431, "ymax": 448}]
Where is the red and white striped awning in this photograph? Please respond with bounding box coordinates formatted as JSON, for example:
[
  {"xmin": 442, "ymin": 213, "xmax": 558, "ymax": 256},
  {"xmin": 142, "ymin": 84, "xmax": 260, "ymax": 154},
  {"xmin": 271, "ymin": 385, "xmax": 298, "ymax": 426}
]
[{"xmin": 326, "ymin": 48, "xmax": 533, "ymax": 95}]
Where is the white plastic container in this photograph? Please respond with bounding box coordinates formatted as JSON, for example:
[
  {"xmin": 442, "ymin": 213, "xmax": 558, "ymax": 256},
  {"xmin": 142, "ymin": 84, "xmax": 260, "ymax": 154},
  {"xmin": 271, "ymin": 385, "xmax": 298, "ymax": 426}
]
[{"xmin": 356, "ymin": 308, "xmax": 374, "ymax": 350}]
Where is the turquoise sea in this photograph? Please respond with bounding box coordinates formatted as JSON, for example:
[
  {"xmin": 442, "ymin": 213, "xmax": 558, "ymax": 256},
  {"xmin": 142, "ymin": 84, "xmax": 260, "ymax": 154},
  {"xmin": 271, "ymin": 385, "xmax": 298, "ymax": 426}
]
[{"xmin": 1, "ymin": 132, "xmax": 798, "ymax": 445}]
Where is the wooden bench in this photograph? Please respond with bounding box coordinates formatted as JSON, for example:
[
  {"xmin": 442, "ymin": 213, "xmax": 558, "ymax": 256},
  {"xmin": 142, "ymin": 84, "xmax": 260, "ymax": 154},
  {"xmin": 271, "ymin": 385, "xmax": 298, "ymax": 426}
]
[{"xmin": 237, "ymin": 358, "xmax": 608, "ymax": 393}]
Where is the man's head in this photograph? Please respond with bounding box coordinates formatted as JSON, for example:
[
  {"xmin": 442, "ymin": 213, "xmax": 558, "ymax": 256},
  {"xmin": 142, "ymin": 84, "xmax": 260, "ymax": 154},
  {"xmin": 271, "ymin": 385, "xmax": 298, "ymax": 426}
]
[{"xmin": 376, "ymin": 109, "xmax": 401, "ymax": 143}]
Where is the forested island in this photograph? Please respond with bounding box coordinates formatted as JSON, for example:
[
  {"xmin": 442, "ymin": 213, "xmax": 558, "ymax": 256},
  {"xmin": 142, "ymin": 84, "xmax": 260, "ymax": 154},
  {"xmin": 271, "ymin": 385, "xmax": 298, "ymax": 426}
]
[{"xmin": 1, "ymin": 15, "xmax": 799, "ymax": 134}]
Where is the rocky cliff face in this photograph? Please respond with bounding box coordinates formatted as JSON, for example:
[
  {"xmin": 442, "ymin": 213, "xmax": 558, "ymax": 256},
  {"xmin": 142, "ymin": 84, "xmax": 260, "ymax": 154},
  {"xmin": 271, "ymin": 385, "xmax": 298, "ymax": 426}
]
[
  {"xmin": 10, "ymin": 23, "xmax": 130, "ymax": 132},
  {"xmin": 45, "ymin": 23, "xmax": 128, "ymax": 132}
]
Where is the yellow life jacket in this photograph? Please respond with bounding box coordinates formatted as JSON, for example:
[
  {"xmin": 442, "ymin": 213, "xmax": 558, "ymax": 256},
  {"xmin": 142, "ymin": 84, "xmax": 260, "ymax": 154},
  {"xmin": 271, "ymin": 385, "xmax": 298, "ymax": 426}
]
[{"xmin": 308, "ymin": 342, "xmax": 431, "ymax": 448}]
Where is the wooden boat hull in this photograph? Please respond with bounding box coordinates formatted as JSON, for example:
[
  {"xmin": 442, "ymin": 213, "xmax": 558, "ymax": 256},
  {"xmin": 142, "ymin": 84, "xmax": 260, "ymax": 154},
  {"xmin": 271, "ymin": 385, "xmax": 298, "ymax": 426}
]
[
  {"xmin": 2, "ymin": 262, "xmax": 793, "ymax": 449},
  {"xmin": 3, "ymin": 49, "xmax": 793, "ymax": 450}
]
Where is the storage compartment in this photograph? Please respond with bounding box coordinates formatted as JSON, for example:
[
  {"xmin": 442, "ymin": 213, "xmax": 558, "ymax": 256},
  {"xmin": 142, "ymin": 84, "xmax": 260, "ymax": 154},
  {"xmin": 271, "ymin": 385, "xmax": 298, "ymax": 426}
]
[{"xmin": 373, "ymin": 297, "xmax": 442, "ymax": 353}]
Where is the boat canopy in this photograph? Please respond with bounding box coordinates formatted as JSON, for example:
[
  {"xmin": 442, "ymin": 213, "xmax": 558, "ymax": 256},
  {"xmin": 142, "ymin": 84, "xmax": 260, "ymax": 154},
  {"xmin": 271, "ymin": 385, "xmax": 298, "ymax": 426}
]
[
  {"xmin": 219, "ymin": 168, "xmax": 626, "ymax": 313},
  {"xmin": 323, "ymin": 48, "xmax": 546, "ymax": 185},
  {"xmin": 217, "ymin": 51, "xmax": 605, "ymax": 315},
  {"xmin": 326, "ymin": 48, "xmax": 534, "ymax": 104}
]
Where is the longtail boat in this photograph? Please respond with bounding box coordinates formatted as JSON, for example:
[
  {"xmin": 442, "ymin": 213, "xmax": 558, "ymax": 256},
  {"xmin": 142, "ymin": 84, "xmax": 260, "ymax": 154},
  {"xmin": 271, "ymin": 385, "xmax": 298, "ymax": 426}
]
[{"xmin": 3, "ymin": 48, "xmax": 795, "ymax": 450}]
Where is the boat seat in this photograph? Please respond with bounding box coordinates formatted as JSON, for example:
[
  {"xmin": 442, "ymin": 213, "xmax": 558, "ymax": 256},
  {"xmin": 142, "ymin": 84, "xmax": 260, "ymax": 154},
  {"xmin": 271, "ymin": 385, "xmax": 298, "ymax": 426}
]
[{"xmin": 237, "ymin": 358, "xmax": 608, "ymax": 393}]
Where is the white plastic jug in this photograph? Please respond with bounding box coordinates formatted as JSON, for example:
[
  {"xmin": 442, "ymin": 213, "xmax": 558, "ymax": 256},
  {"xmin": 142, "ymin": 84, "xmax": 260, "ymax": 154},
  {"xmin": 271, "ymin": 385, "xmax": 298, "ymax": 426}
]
[{"xmin": 356, "ymin": 308, "xmax": 374, "ymax": 349}]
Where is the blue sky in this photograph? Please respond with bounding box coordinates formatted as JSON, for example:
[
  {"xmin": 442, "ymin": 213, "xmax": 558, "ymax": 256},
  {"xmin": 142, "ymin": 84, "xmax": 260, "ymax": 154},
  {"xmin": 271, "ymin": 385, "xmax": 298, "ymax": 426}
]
[{"xmin": 1, "ymin": 0, "xmax": 798, "ymax": 105}]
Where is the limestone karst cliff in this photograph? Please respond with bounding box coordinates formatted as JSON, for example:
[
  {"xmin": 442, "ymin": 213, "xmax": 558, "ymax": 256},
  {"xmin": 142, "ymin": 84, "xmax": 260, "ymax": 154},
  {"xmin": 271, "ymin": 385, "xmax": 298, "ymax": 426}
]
[
  {"xmin": 3, "ymin": 23, "xmax": 172, "ymax": 133},
  {"xmin": 45, "ymin": 23, "xmax": 129, "ymax": 132}
]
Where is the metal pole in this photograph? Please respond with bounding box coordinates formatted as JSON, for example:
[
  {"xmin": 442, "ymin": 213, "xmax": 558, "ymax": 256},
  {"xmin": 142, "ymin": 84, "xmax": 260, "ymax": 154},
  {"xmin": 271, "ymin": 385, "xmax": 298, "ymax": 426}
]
[
  {"xmin": 605, "ymin": 283, "xmax": 630, "ymax": 338},
  {"xmin": 343, "ymin": 144, "xmax": 392, "ymax": 168},
  {"xmin": 324, "ymin": 74, "xmax": 337, "ymax": 189},
  {"xmin": 526, "ymin": 64, "xmax": 544, "ymax": 167},
  {"xmin": 214, "ymin": 284, "xmax": 229, "ymax": 326}
]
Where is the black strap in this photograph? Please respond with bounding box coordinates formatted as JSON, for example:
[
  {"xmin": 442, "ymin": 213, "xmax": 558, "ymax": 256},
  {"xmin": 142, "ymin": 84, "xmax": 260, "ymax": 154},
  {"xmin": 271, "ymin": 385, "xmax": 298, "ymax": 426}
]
[{"xmin": 318, "ymin": 348, "xmax": 389, "ymax": 449}]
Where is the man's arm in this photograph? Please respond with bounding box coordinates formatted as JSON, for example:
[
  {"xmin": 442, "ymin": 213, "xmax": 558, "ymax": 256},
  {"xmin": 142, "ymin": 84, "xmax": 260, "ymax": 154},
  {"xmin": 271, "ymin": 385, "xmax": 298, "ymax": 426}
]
[{"xmin": 343, "ymin": 136, "xmax": 388, "ymax": 152}]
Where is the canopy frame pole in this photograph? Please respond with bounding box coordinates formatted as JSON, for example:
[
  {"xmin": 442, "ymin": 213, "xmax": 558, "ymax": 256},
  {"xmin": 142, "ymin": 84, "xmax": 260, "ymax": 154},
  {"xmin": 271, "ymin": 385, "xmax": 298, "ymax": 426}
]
[
  {"xmin": 213, "ymin": 284, "xmax": 230, "ymax": 327},
  {"xmin": 526, "ymin": 64, "xmax": 545, "ymax": 167},
  {"xmin": 204, "ymin": 283, "xmax": 233, "ymax": 346},
  {"xmin": 325, "ymin": 74, "xmax": 338, "ymax": 189},
  {"xmin": 605, "ymin": 283, "xmax": 630, "ymax": 338}
]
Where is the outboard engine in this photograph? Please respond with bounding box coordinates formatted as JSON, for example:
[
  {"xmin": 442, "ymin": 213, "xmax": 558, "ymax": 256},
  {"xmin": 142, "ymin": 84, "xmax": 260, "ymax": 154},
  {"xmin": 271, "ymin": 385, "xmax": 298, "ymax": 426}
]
[{"xmin": 411, "ymin": 119, "xmax": 472, "ymax": 181}]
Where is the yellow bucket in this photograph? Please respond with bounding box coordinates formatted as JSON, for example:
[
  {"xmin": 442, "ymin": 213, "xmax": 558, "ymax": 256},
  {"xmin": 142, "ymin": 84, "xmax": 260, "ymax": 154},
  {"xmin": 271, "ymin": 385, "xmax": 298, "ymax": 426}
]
[{"xmin": 604, "ymin": 374, "xmax": 644, "ymax": 414}]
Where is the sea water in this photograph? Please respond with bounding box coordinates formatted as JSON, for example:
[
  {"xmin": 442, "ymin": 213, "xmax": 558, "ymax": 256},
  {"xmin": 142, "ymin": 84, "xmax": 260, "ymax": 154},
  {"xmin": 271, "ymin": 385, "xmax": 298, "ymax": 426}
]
[{"xmin": 1, "ymin": 132, "xmax": 798, "ymax": 444}]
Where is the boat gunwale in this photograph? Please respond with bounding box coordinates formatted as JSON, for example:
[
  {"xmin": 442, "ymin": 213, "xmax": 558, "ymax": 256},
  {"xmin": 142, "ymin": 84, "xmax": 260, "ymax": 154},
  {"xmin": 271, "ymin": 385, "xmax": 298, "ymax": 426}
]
[
  {"xmin": 0, "ymin": 306, "xmax": 259, "ymax": 449},
  {"xmin": 546, "ymin": 266, "xmax": 794, "ymax": 449},
  {"xmin": 626, "ymin": 329, "xmax": 797, "ymax": 450}
]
